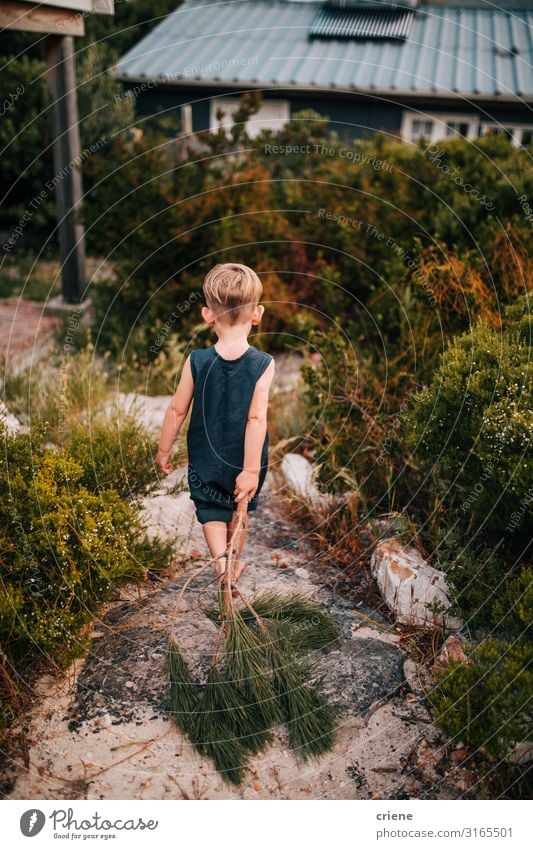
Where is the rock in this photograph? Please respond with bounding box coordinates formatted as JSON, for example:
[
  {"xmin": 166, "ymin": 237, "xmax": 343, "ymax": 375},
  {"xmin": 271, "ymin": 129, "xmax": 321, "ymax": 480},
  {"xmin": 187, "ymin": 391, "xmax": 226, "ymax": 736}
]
[
  {"xmin": 403, "ymin": 658, "xmax": 434, "ymax": 696},
  {"xmin": 139, "ymin": 492, "xmax": 194, "ymax": 542},
  {"xmin": 104, "ymin": 392, "xmax": 172, "ymax": 434},
  {"xmin": 280, "ymin": 453, "xmax": 347, "ymax": 512},
  {"xmin": 434, "ymin": 636, "xmax": 469, "ymax": 670},
  {"xmin": 320, "ymin": 638, "xmax": 405, "ymax": 716},
  {"xmin": 0, "ymin": 399, "xmax": 22, "ymax": 434},
  {"xmin": 281, "ymin": 453, "xmax": 323, "ymax": 503},
  {"xmin": 351, "ymin": 625, "xmax": 401, "ymax": 646},
  {"xmin": 507, "ymin": 742, "xmax": 533, "ymax": 765},
  {"xmin": 271, "ymin": 353, "xmax": 304, "ymax": 394},
  {"xmin": 370, "ymin": 538, "xmax": 463, "ymax": 632}
]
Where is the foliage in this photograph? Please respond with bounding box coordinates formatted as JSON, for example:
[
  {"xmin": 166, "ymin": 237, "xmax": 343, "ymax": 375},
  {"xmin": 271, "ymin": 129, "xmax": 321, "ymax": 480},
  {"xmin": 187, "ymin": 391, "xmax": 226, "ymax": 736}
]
[
  {"xmin": 167, "ymin": 592, "xmax": 339, "ymax": 784},
  {"xmin": 0, "ymin": 419, "xmax": 173, "ymax": 683},
  {"xmin": 300, "ymin": 328, "xmax": 419, "ymax": 515},
  {"xmin": 80, "ymin": 102, "xmax": 533, "ymax": 372},
  {"xmin": 404, "ymin": 299, "xmax": 532, "ymax": 533},
  {"xmin": 429, "ymin": 638, "xmax": 533, "ymax": 760},
  {"xmin": 433, "ymin": 534, "xmax": 532, "ymax": 636},
  {"xmin": 3, "ymin": 340, "xmax": 110, "ymax": 442},
  {"xmin": 0, "ymin": 255, "xmax": 61, "ymax": 300},
  {"xmin": 0, "ymin": 2, "xmax": 176, "ymax": 255},
  {"xmin": 0, "ymin": 54, "xmax": 56, "ymax": 253},
  {"xmin": 77, "ymin": 42, "xmax": 134, "ymax": 153},
  {"xmin": 113, "ymin": 328, "xmax": 190, "ymax": 396},
  {"xmin": 81, "ymin": 1, "xmax": 182, "ymax": 57},
  {"xmin": 62, "ymin": 415, "xmax": 160, "ymax": 499}
]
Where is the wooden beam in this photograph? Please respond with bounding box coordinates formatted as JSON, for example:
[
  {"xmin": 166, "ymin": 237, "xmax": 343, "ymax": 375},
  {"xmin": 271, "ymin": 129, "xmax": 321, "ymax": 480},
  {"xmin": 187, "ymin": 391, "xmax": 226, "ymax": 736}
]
[
  {"xmin": 0, "ymin": 2, "xmax": 85, "ymax": 36},
  {"xmin": 46, "ymin": 34, "xmax": 86, "ymax": 303}
]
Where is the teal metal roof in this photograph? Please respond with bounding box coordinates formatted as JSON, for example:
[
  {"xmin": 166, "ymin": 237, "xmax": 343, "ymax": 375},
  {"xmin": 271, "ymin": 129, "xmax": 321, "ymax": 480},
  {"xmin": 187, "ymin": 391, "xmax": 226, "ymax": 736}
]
[{"xmin": 115, "ymin": 1, "xmax": 533, "ymax": 100}]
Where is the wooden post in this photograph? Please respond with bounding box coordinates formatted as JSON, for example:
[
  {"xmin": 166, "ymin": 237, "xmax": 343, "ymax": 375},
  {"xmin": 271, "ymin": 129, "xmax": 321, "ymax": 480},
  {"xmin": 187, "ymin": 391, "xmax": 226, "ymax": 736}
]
[{"xmin": 45, "ymin": 34, "xmax": 85, "ymax": 304}]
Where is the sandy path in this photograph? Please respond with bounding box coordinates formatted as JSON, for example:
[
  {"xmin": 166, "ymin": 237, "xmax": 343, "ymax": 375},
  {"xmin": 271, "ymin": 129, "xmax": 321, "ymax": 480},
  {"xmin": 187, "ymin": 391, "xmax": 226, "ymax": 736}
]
[{"xmin": 2, "ymin": 475, "xmax": 472, "ymax": 800}]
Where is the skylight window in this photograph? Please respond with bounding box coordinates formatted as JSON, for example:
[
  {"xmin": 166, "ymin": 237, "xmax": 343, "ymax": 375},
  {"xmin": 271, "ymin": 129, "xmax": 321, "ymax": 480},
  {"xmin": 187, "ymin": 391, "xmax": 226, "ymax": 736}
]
[{"xmin": 309, "ymin": 2, "xmax": 417, "ymax": 41}]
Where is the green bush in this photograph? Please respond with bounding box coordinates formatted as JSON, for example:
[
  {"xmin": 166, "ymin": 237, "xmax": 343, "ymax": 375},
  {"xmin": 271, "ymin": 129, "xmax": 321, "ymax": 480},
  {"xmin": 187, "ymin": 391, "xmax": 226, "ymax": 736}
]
[
  {"xmin": 0, "ymin": 54, "xmax": 56, "ymax": 252},
  {"xmin": 0, "ymin": 419, "xmax": 173, "ymax": 683},
  {"xmin": 300, "ymin": 329, "xmax": 419, "ymax": 515},
  {"xmin": 429, "ymin": 638, "xmax": 533, "ymax": 760},
  {"xmin": 491, "ymin": 566, "xmax": 533, "ymax": 640},
  {"xmin": 80, "ymin": 106, "xmax": 533, "ymax": 367},
  {"xmin": 405, "ymin": 299, "xmax": 532, "ymax": 533},
  {"xmin": 63, "ymin": 415, "xmax": 161, "ymax": 499},
  {"xmin": 433, "ymin": 532, "xmax": 532, "ymax": 635}
]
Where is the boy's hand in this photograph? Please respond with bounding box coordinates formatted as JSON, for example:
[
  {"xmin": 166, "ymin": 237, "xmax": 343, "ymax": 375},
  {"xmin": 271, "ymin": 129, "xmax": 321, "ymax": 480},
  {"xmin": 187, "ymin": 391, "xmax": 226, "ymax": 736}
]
[
  {"xmin": 234, "ymin": 470, "xmax": 259, "ymax": 502},
  {"xmin": 156, "ymin": 449, "xmax": 173, "ymax": 475}
]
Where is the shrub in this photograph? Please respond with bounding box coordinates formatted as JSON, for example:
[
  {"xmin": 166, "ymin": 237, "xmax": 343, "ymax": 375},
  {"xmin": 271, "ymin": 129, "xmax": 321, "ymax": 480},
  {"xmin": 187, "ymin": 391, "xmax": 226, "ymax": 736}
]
[
  {"xmin": 301, "ymin": 329, "xmax": 420, "ymax": 515},
  {"xmin": 433, "ymin": 532, "xmax": 532, "ymax": 635},
  {"xmin": 405, "ymin": 299, "xmax": 532, "ymax": 533},
  {"xmin": 491, "ymin": 566, "xmax": 533, "ymax": 640},
  {"xmin": 63, "ymin": 415, "xmax": 161, "ymax": 499},
  {"xmin": 429, "ymin": 638, "xmax": 533, "ymax": 760},
  {"xmin": 0, "ymin": 419, "xmax": 173, "ymax": 697},
  {"xmin": 80, "ymin": 105, "xmax": 533, "ymax": 365},
  {"xmin": 0, "ymin": 54, "xmax": 56, "ymax": 253},
  {"xmin": 77, "ymin": 42, "xmax": 134, "ymax": 153}
]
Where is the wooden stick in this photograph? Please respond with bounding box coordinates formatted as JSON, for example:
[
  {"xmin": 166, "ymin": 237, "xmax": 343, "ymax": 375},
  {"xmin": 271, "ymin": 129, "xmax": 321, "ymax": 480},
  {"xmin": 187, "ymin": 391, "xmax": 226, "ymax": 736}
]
[
  {"xmin": 170, "ymin": 498, "xmax": 249, "ymax": 638},
  {"xmin": 222, "ymin": 499, "xmax": 248, "ymax": 615}
]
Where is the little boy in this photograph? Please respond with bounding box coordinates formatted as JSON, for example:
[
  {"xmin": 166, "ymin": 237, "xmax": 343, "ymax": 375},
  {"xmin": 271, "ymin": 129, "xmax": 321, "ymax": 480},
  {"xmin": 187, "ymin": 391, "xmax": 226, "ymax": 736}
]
[{"xmin": 156, "ymin": 263, "xmax": 275, "ymax": 588}]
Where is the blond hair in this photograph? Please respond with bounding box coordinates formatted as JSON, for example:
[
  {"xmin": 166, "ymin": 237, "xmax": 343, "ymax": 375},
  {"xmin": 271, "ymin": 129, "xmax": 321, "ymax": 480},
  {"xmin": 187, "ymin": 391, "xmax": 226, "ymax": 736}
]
[{"xmin": 203, "ymin": 262, "xmax": 263, "ymax": 325}]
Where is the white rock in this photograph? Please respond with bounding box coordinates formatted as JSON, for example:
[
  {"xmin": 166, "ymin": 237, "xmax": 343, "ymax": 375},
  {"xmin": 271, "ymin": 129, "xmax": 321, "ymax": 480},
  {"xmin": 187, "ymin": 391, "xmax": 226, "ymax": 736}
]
[
  {"xmin": 0, "ymin": 399, "xmax": 22, "ymax": 434},
  {"xmin": 508, "ymin": 742, "xmax": 533, "ymax": 765},
  {"xmin": 404, "ymin": 658, "xmax": 434, "ymax": 695},
  {"xmin": 370, "ymin": 537, "xmax": 462, "ymax": 632},
  {"xmin": 281, "ymin": 453, "xmax": 321, "ymax": 501},
  {"xmin": 280, "ymin": 453, "xmax": 346, "ymax": 512},
  {"xmin": 352, "ymin": 625, "xmax": 401, "ymax": 646},
  {"xmin": 104, "ymin": 392, "xmax": 173, "ymax": 434},
  {"xmin": 139, "ymin": 492, "xmax": 193, "ymax": 542}
]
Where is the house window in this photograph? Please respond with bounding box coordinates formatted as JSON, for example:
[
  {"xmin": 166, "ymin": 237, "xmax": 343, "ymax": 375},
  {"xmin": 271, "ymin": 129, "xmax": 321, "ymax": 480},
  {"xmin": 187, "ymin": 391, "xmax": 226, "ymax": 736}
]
[
  {"xmin": 401, "ymin": 112, "xmax": 479, "ymax": 143},
  {"xmin": 309, "ymin": 5, "xmax": 417, "ymax": 41},
  {"xmin": 521, "ymin": 129, "xmax": 533, "ymax": 147},
  {"xmin": 481, "ymin": 123, "xmax": 533, "ymax": 148},
  {"xmin": 210, "ymin": 97, "xmax": 290, "ymax": 138},
  {"xmin": 446, "ymin": 120, "xmax": 473, "ymax": 138},
  {"xmin": 410, "ymin": 119, "xmax": 434, "ymax": 141}
]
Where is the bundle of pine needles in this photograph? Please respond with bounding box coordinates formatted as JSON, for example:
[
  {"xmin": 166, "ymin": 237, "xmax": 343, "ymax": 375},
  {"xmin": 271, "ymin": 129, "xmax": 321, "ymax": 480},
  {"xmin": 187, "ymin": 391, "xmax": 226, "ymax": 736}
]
[{"xmin": 165, "ymin": 500, "xmax": 340, "ymax": 785}]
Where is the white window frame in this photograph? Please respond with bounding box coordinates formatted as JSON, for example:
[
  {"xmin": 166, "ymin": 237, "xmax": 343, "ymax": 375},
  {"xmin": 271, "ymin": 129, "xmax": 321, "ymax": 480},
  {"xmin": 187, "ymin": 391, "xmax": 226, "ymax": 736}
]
[
  {"xmin": 480, "ymin": 122, "xmax": 533, "ymax": 147},
  {"xmin": 401, "ymin": 111, "xmax": 480, "ymax": 143},
  {"xmin": 210, "ymin": 97, "xmax": 290, "ymax": 138}
]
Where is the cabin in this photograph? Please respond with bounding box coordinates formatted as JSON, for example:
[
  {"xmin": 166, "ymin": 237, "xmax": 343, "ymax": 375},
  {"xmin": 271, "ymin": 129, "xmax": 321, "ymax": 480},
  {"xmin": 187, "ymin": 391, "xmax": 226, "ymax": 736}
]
[{"xmin": 115, "ymin": 0, "xmax": 533, "ymax": 147}]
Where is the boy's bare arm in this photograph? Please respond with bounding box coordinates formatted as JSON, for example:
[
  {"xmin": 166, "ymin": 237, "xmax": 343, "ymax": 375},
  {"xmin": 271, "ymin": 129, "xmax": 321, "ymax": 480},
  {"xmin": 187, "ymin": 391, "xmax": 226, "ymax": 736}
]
[
  {"xmin": 156, "ymin": 355, "xmax": 194, "ymax": 473},
  {"xmin": 234, "ymin": 359, "xmax": 276, "ymax": 502}
]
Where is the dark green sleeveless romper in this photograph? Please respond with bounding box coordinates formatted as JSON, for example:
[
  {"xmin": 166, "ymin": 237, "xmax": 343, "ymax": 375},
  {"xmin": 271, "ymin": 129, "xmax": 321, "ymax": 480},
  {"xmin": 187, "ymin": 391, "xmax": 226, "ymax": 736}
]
[{"xmin": 187, "ymin": 344, "xmax": 273, "ymax": 524}]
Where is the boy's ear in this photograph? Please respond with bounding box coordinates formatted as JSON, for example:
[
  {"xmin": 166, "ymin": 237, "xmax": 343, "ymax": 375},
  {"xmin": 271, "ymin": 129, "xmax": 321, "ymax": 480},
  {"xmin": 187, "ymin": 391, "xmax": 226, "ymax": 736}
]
[
  {"xmin": 251, "ymin": 304, "xmax": 264, "ymax": 325},
  {"xmin": 202, "ymin": 305, "xmax": 216, "ymax": 327}
]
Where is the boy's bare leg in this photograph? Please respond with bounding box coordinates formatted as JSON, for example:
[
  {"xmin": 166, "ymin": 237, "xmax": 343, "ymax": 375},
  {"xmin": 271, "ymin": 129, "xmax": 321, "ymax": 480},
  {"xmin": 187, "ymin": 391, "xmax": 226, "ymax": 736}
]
[
  {"xmin": 202, "ymin": 521, "xmax": 228, "ymax": 579},
  {"xmin": 228, "ymin": 511, "xmax": 248, "ymax": 582}
]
